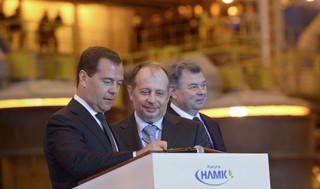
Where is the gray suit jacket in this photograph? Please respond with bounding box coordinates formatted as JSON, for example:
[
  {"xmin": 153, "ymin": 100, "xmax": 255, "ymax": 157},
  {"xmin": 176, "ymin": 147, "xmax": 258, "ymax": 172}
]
[{"xmin": 111, "ymin": 112, "xmax": 210, "ymax": 150}]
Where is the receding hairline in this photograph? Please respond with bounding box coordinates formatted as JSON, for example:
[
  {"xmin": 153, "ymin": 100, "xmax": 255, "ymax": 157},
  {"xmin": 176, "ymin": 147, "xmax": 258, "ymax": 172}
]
[
  {"xmin": 128, "ymin": 62, "xmax": 170, "ymax": 92},
  {"xmin": 135, "ymin": 66, "xmax": 169, "ymax": 85}
]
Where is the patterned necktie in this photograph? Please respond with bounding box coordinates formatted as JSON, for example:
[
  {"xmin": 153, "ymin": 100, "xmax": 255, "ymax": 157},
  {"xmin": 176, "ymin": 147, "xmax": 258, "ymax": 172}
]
[
  {"xmin": 95, "ymin": 113, "xmax": 118, "ymax": 152},
  {"xmin": 142, "ymin": 124, "xmax": 158, "ymax": 143},
  {"xmin": 193, "ymin": 117, "xmax": 214, "ymax": 149}
]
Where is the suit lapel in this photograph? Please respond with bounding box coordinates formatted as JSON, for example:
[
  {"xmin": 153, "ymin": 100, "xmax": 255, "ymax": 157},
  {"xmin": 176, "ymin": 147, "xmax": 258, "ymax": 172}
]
[
  {"xmin": 118, "ymin": 114, "xmax": 142, "ymax": 150},
  {"xmin": 68, "ymin": 99, "xmax": 112, "ymax": 151},
  {"xmin": 161, "ymin": 113, "xmax": 181, "ymax": 148},
  {"xmin": 200, "ymin": 114, "xmax": 218, "ymax": 148}
]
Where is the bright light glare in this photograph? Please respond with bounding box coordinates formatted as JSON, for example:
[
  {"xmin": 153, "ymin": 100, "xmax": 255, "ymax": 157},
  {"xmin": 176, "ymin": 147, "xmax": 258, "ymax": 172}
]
[
  {"xmin": 200, "ymin": 105, "xmax": 310, "ymax": 118},
  {"xmin": 194, "ymin": 4, "xmax": 203, "ymax": 17},
  {"xmin": 228, "ymin": 6, "xmax": 238, "ymax": 16},
  {"xmin": 0, "ymin": 98, "xmax": 71, "ymax": 109},
  {"xmin": 222, "ymin": 0, "xmax": 233, "ymax": 4},
  {"xmin": 210, "ymin": 2, "xmax": 220, "ymax": 17},
  {"xmin": 306, "ymin": 0, "xmax": 314, "ymax": 2},
  {"xmin": 0, "ymin": 97, "xmax": 121, "ymax": 109},
  {"xmin": 229, "ymin": 106, "xmax": 248, "ymax": 117}
]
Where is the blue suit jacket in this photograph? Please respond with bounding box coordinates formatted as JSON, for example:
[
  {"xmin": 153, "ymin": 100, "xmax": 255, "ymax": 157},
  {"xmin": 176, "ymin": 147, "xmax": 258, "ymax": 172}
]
[
  {"xmin": 167, "ymin": 106, "xmax": 226, "ymax": 152},
  {"xmin": 43, "ymin": 99, "xmax": 133, "ymax": 189}
]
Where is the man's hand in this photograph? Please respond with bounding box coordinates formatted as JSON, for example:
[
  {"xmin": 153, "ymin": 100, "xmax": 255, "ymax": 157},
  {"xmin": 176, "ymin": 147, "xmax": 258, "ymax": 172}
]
[{"xmin": 136, "ymin": 141, "xmax": 167, "ymax": 156}]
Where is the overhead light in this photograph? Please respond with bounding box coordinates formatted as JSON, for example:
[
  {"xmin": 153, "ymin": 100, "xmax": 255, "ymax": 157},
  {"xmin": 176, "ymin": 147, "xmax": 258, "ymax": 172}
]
[
  {"xmin": 227, "ymin": 6, "xmax": 238, "ymax": 16},
  {"xmin": 194, "ymin": 4, "xmax": 203, "ymax": 17},
  {"xmin": 222, "ymin": 0, "xmax": 233, "ymax": 4},
  {"xmin": 210, "ymin": 2, "xmax": 221, "ymax": 17}
]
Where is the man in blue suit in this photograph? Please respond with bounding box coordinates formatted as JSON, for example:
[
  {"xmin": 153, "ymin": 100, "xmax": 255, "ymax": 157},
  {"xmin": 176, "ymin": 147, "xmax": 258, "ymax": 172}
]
[
  {"xmin": 168, "ymin": 60, "xmax": 226, "ymax": 152},
  {"xmin": 43, "ymin": 47, "xmax": 166, "ymax": 189}
]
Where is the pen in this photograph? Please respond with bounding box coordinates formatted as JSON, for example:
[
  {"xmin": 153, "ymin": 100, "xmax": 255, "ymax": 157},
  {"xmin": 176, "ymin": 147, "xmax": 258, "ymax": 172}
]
[{"xmin": 142, "ymin": 137, "xmax": 151, "ymax": 144}]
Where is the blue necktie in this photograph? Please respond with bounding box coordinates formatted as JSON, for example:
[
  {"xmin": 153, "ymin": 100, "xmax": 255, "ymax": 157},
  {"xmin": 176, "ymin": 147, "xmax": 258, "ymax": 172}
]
[
  {"xmin": 142, "ymin": 124, "xmax": 158, "ymax": 143},
  {"xmin": 193, "ymin": 117, "xmax": 214, "ymax": 149},
  {"xmin": 95, "ymin": 113, "xmax": 118, "ymax": 152}
]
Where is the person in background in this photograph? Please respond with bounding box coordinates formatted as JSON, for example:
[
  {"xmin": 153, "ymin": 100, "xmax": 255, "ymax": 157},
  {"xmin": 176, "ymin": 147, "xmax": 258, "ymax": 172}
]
[
  {"xmin": 44, "ymin": 47, "xmax": 166, "ymax": 189},
  {"xmin": 168, "ymin": 60, "xmax": 226, "ymax": 151},
  {"xmin": 38, "ymin": 10, "xmax": 51, "ymax": 52},
  {"xmin": 51, "ymin": 11, "xmax": 63, "ymax": 52},
  {"xmin": 8, "ymin": 7, "xmax": 24, "ymax": 49}
]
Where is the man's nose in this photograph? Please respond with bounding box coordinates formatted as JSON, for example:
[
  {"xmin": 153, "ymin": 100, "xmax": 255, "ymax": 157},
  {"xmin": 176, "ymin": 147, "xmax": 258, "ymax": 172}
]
[
  {"xmin": 109, "ymin": 83, "xmax": 119, "ymax": 94},
  {"xmin": 197, "ymin": 85, "xmax": 206, "ymax": 94},
  {"xmin": 147, "ymin": 93, "xmax": 156, "ymax": 103}
]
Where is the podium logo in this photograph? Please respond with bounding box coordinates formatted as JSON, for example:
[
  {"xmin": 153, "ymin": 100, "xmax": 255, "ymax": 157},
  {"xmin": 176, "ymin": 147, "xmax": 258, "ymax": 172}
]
[{"xmin": 195, "ymin": 165, "xmax": 234, "ymax": 186}]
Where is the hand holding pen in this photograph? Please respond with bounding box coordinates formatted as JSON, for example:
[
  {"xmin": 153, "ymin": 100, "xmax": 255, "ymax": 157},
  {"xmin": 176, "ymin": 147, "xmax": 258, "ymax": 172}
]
[{"xmin": 136, "ymin": 138, "xmax": 167, "ymax": 156}]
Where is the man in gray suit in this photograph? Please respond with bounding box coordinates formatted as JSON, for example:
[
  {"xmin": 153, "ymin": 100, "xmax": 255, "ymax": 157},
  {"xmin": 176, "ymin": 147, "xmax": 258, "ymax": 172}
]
[
  {"xmin": 112, "ymin": 62, "xmax": 210, "ymax": 150},
  {"xmin": 168, "ymin": 60, "xmax": 226, "ymax": 151}
]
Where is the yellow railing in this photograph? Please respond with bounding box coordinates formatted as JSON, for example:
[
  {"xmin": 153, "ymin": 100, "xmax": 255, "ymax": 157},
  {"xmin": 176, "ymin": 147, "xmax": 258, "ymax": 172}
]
[
  {"xmin": 1, "ymin": 17, "xmax": 320, "ymax": 101},
  {"xmin": 121, "ymin": 38, "xmax": 320, "ymax": 99}
]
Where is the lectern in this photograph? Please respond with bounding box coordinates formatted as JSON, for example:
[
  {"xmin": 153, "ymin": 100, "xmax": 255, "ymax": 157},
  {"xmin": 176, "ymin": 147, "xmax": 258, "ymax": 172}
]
[{"xmin": 75, "ymin": 153, "xmax": 270, "ymax": 189}]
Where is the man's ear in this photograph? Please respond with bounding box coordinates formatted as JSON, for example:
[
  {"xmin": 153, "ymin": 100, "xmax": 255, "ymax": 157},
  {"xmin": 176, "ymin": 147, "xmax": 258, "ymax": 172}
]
[
  {"xmin": 170, "ymin": 84, "xmax": 177, "ymax": 99},
  {"xmin": 79, "ymin": 70, "xmax": 88, "ymax": 88},
  {"xmin": 127, "ymin": 85, "xmax": 133, "ymax": 101}
]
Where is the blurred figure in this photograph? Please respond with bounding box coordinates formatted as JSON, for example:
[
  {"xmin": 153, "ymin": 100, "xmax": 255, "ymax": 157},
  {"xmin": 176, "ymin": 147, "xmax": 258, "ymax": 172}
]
[
  {"xmin": 162, "ymin": 8, "xmax": 175, "ymax": 45},
  {"xmin": 168, "ymin": 60, "xmax": 226, "ymax": 151},
  {"xmin": 0, "ymin": 9, "xmax": 11, "ymax": 89},
  {"xmin": 149, "ymin": 14, "xmax": 162, "ymax": 47},
  {"xmin": 0, "ymin": 10, "xmax": 10, "ymax": 53},
  {"xmin": 0, "ymin": 10, "xmax": 6, "ymax": 23},
  {"xmin": 38, "ymin": 10, "xmax": 51, "ymax": 53},
  {"xmin": 51, "ymin": 11, "xmax": 63, "ymax": 52},
  {"xmin": 0, "ymin": 48, "xmax": 9, "ymax": 89},
  {"xmin": 189, "ymin": 15, "xmax": 199, "ymax": 42},
  {"xmin": 8, "ymin": 7, "xmax": 24, "ymax": 49},
  {"xmin": 132, "ymin": 15, "xmax": 143, "ymax": 50}
]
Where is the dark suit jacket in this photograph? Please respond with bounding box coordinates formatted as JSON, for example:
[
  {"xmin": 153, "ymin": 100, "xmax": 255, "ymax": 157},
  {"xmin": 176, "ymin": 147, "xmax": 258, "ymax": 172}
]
[
  {"xmin": 167, "ymin": 106, "xmax": 226, "ymax": 152},
  {"xmin": 111, "ymin": 112, "xmax": 210, "ymax": 150},
  {"xmin": 43, "ymin": 99, "xmax": 133, "ymax": 189}
]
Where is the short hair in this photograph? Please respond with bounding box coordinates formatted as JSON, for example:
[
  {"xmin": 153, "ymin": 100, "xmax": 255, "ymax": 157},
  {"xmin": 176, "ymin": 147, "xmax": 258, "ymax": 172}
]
[
  {"xmin": 128, "ymin": 61, "xmax": 169, "ymax": 89},
  {"xmin": 169, "ymin": 59, "xmax": 202, "ymax": 88},
  {"xmin": 76, "ymin": 46, "xmax": 122, "ymax": 87}
]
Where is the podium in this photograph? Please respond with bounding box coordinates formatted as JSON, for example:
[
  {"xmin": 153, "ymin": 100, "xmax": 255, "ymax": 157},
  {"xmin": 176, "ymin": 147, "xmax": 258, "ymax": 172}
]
[{"xmin": 75, "ymin": 153, "xmax": 271, "ymax": 189}]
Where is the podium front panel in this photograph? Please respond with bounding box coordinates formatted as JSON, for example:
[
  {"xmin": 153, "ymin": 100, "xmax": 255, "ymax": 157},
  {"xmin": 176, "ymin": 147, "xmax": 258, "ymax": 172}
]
[
  {"xmin": 75, "ymin": 153, "xmax": 270, "ymax": 189},
  {"xmin": 153, "ymin": 153, "xmax": 270, "ymax": 189}
]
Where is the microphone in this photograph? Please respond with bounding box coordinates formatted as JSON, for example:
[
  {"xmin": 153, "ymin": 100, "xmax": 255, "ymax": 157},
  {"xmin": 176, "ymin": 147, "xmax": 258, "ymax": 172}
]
[
  {"xmin": 164, "ymin": 145, "xmax": 204, "ymax": 153},
  {"xmin": 194, "ymin": 145, "xmax": 204, "ymax": 153}
]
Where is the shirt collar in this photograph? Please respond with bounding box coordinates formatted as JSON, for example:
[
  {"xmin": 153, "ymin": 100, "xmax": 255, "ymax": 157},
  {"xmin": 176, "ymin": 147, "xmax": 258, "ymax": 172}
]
[
  {"xmin": 74, "ymin": 94, "xmax": 99, "ymax": 118},
  {"xmin": 134, "ymin": 111, "xmax": 163, "ymax": 133},
  {"xmin": 170, "ymin": 102, "xmax": 200, "ymax": 120}
]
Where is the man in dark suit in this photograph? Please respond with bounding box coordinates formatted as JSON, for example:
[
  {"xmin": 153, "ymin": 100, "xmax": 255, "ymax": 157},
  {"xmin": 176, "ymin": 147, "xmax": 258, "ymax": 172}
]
[
  {"xmin": 44, "ymin": 47, "xmax": 167, "ymax": 189},
  {"xmin": 112, "ymin": 62, "xmax": 210, "ymax": 150},
  {"xmin": 168, "ymin": 60, "xmax": 226, "ymax": 152}
]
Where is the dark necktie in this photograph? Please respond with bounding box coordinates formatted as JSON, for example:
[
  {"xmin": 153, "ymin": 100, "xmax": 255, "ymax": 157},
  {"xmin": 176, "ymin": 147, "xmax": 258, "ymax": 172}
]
[
  {"xmin": 193, "ymin": 117, "xmax": 214, "ymax": 149},
  {"xmin": 95, "ymin": 113, "xmax": 118, "ymax": 152},
  {"xmin": 142, "ymin": 124, "xmax": 158, "ymax": 143}
]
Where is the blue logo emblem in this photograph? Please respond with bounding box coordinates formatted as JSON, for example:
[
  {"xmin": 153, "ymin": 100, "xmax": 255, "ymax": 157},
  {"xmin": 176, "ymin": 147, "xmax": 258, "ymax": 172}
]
[{"xmin": 195, "ymin": 165, "xmax": 234, "ymax": 186}]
